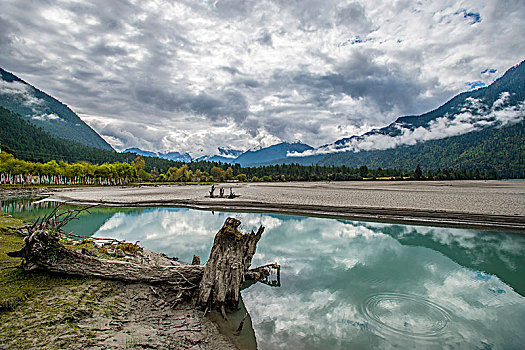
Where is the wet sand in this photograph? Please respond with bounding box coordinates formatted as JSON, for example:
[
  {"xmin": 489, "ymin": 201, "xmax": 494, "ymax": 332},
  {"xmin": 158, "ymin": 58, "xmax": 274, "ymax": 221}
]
[{"xmin": 49, "ymin": 181, "xmax": 525, "ymax": 231}]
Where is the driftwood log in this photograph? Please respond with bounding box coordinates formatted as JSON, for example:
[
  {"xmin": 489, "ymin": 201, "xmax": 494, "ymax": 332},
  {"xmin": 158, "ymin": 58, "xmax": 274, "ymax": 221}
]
[
  {"xmin": 7, "ymin": 209, "xmax": 277, "ymax": 317},
  {"xmin": 8, "ymin": 230, "xmax": 203, "ymax": 286}
]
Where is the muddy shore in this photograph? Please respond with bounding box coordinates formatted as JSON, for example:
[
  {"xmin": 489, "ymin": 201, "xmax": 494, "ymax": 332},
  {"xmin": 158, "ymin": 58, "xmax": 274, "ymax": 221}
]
[
  {"xmin": 0, "ymin": 278, "xmax": 238, "ymax": 350},
  {"xmin": 47, "ymin": 180, "xmax": 525, "ymax": 231}
]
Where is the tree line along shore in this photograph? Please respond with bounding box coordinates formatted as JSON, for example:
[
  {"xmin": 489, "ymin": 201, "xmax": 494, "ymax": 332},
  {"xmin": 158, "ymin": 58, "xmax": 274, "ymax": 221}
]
[{"xmin": 0, "ymin": 151, "xmax": 502, "ymax": 186}]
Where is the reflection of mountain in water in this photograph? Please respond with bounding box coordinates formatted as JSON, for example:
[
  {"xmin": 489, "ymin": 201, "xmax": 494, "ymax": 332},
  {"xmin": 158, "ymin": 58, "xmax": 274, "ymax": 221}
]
[{"xmin": 377, "ymin": 224, "xmax": 525, "ymax": 296}]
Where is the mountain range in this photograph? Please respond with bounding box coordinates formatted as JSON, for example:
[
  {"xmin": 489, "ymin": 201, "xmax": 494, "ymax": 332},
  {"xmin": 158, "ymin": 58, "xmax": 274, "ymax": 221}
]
[
  {"xmin": 144, "ymin": 60, "xmax": 524, "ymax": 169},
  {"xmin": 128, "ymin": 142, "xmax": 315, "ymax": 167},
  {"xmin": 320, "ymin": 59, "xmax": 524, "ymax": 156},
  {"xmin": 0, "ymin": 60, "xmax": 523, "ymax": 177},
  {"xmin": 123, "ymin": 148, "xmax": 192, "ymax": 162},
  {"xmin": 192, "ymin": 147, "xmax": 243, "ymax": 163},
  {"xmin": 0, "ymin": 106, "xmax": 119, "ymax": 163},
  {"xmin": 218, "ymin": 60, "xmax": 524, "ymax": 173}
]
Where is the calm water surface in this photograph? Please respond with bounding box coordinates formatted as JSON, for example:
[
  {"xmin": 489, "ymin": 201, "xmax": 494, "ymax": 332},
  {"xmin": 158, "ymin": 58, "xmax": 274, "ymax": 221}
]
[{"xmin": 3, "ymin": 199, "xmax": 525, "ymax": 349}]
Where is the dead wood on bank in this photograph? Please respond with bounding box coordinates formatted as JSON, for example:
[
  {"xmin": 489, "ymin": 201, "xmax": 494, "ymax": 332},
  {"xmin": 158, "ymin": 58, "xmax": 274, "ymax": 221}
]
[
  {"xmin": 207, "ymin": 185, "xmax": 239, "ymax": 199},
  {"xmin": 7, "ymin": 206, "xmax": 279, "ymax": 316}
]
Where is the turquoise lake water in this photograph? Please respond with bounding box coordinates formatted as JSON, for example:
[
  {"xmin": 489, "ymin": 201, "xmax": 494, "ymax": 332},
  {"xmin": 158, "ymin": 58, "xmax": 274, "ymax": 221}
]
[{"xmin": 2, "ymin": 199, "xmax": 525, "ymax": 349}]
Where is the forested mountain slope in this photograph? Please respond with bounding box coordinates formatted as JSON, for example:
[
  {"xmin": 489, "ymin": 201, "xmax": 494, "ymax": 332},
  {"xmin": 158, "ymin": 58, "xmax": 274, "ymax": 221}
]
[
  {"xmin": 320, "ymin": 120, "xmax": 525, "ymax": 178},
  {"xmin": 0, "ymin": 107, "xmax": 119, "ymax": 163},
  {"xmin": 0, "ymin": 68, "xmax": 113, "ymax": 150}
]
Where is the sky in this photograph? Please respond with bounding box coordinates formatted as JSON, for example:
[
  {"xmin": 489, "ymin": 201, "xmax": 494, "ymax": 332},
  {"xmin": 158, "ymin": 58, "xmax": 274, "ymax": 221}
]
[{"xmin": 0, "ymin": 0, "xmax": 524, "ymax": 156}]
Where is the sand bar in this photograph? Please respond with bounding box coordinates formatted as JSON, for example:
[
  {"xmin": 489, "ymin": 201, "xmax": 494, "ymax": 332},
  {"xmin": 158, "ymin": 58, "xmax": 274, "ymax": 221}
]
[{"xmin": 48, "ymin": 180, "xmax": 525, "ymax": 232}]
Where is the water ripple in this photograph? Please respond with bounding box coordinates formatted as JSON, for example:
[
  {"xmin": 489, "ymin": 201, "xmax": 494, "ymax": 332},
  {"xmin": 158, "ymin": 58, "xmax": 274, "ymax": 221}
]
[{"xmin": 361, "ymin": 292, "xmax": 451, "ymax": 340}]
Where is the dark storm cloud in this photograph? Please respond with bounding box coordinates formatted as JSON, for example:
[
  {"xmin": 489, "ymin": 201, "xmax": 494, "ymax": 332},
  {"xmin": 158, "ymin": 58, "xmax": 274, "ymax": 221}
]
[
  {"xmin": 336, "ymin": 2, "xmax": 374, "ymax": 34},
  {"xmin": 0, "ymin": 17, "xmax": 13, "ymax": 47},
  {"xmin": 134, "ymin": 86, "xmax": 248, "ymax": 123},
  {"xmin": 237, "ymin": 79, "xmax": 261, "ymax": 88},
  {"xmin": 71, "ymin": 69, "xmax": 98, "ymax": 81},
  {"xmin": 89, "ymin": 42, "xmax": 129, "ymax": 57},
  {"xmin": 265, "ymin": 50, "xmax": 435, "ymax": 120},
  {"xmin": 221, "ymin": 66, "xmax": 242, "ymax": 75},
  {"xmin": 189, "ymin": 90, "xmax": 249, "ymax": 123}
]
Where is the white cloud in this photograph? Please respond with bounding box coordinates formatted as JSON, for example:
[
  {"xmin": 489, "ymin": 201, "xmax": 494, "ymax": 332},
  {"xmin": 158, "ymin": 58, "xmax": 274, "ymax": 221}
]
[
  {"xmin": 32, "ymin": 113, "xmax": 61, "ymax": 121},
  {"xmin": 0, "ymin": 79, "xmax": 44, "ymax": 110},
  {"xmin": 93, "ymin": 208, "xmax": 224, "ymax": 262},
  {"xmin": 292, "ymin": 92, "xmax": 525, "ymax": 156}
]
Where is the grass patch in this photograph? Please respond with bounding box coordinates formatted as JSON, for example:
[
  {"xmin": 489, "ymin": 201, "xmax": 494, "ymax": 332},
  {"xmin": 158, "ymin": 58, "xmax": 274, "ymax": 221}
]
[
  {"xmin": 116, "ymin": 242, "xmax": 140, "ymax": 254},
  {"xmin": 0, "ymin": 213, "xmax": 32, "ymax": 309},
  {"xmin": 0, "ymin": 227, "xmax": 25, "ymax": 270},
  {"xmin": 0, "ymin": 214, "xmax": 88, "ymax": 311},
  {"xmin": 0, "ymin": 211, "xmax": 121, "ymax": 348},
  {"xmin": 0, "ymin": 278, "xmax": 118, "ymax": 348},
  {"xmin": 0, "ymin": 267, "xmax": 87, "ymax": 312}
]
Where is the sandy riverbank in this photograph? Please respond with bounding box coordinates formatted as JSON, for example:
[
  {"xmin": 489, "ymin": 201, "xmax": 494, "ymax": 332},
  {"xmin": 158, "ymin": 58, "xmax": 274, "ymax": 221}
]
[{"xmin": 47, "ymin": 180, "xmax": 525, "ymax": 231}]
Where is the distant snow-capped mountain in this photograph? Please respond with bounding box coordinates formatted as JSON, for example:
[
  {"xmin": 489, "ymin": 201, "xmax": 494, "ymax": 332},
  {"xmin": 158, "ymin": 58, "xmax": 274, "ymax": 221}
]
[
  {"xmin": 194, "ymin": 147, "xmax": 243, "ymax": 163},
  {"xmin": 217, "ymin": 147, "xmax": 243, "ymax": 158},
  {"xmin": 234, "ymin": 142, "xmax": 313, "ymax": 166},
  {"xmin": 192, "ymin": 142, "xmax": 314, "ymax": 166},
  {"xmin": 123, "ymin": 148, "xmax": 192, "ymax": 162}
]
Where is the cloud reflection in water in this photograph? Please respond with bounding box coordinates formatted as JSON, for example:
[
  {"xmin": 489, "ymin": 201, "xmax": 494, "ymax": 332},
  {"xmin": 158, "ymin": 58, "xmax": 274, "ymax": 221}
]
[{"xmin": 52, "ymin": 207, "xmax": 525, "ymax": 349}]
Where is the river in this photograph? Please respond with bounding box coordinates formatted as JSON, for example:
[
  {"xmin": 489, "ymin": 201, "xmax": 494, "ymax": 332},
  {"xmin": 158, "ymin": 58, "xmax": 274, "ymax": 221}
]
[{"xmin": 2, "ymin": 198, "xmax": 525, "ymax": 349}]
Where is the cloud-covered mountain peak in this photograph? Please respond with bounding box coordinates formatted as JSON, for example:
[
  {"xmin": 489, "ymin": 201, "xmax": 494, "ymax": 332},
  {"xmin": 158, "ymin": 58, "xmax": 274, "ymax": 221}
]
[
  {"xmin": 217, "ymin": 147, "xmax": 243, "ymax": 158},
  {"xmin": 123, "ymin": 148, "xmax": 192, "ymax": 162},
  {"xmin": 291, "ymin": 60, "xmax": 525, "ymax": 157}
]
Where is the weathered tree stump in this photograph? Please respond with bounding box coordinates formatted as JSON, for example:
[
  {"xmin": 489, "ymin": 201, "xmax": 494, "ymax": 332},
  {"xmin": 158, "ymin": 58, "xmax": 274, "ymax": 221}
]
[
  {"xmin": 197, "ymin": 217, "xmax": 264, "ymax": 319},
  {"xmin": 228, "ymin": 187, "xmax": 238, "ymax": 199},
  {"xmin": 7, "ymin": 227, "xmax": 270, "ymax": 289}
]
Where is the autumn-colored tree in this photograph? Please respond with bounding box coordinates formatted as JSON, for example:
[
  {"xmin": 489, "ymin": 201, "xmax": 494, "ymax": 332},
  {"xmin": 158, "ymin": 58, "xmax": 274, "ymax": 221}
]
[
  {"xmin": 194, "ymin": 169, "xmax": 203, "ymax": 181},
  {"xmin": 236, "ymin": 173, "xmax": 247, "ymax": 182},
  {"xmin": 131, "ymin": 155, "xmax": 145, "ymax": 172},
  {"xmin": 210, "ymin": 166, "xmax": 225, "ymax": 181},
  {"xmin": 174, "ymin": 164, "xmax": 189, "ymax": 181},
  {"xmin": 225, "ymin": 166, "xmax": 234, "ymax": 180}
]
